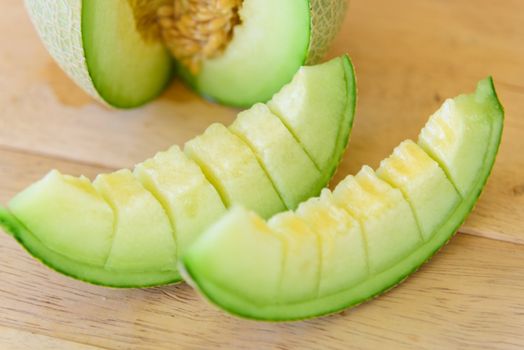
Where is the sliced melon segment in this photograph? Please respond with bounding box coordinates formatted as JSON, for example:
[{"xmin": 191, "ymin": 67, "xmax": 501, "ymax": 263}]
[
  {"xmin": 134, "ymin": 146, "xmax": 226, "ymax": 255},
  {"xmin": 417, "ymin": 79, "xmax": 501, "ymax": 197},
  {"xmin": 267, "ymin": 55, "xmax": 355, "ymax": 172},
  {"xmin": 184, "ymin": 123, "xmax": 286, "ymax": 218},
  {"xmin": 183, "ymin": 77, "xmax": 503, "ymax": 321},
  {"xmin": 183, "ymin": 207, "xmax": 284, "ymax": 305},
  {"xmin": 230, "ymin": 103, "xmax": 321, "ymax": 209},
  {"xmin": 8, "ymin": 170, "xmax": 114, "ymax": 266},
  {"xmin": 268, "ymin": 212, "xmax": 321, "ymax": 303},
  {"xmin": 0, "ymin": 56, "xmax": 357, "ymax": 287},
  {"xmin": 333, "ymin": 167, "xmax": 422, "ymax": 273},
  {"xmin": 93, "ymin": 170, "xmax": 177, "ymax": 273},
  {"xmin": 0, "ymin": 207, "xmax": 178, "ymax": 287},
  {"xmin": 296, "ymin": 190, "xmax": 368, "ymax": 297},
  {"xmin": 377, "ymin": 140, "xmax": 461, "ymax": 240}
]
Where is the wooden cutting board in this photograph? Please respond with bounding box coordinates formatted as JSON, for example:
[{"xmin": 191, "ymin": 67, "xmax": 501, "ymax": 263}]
[{"xmin": 0, "ymin": 0, "xmax": 523, "ymax": 348}]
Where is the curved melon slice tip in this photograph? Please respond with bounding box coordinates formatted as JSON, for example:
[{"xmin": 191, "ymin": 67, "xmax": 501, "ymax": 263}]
[
  {"xmin": 182, "ymin": 77, "xmax": 504, "ymax": 321},
  {"xmin": 0, "ymin": 204, "xmax": 179, "ymax": 288},
  {"xmin": 8, "ymin": 170, "xmax": 114, "ymax": 267},
  {"xmin": 268, "ymin": 55, "xmax": 357, "ymax": 175}
]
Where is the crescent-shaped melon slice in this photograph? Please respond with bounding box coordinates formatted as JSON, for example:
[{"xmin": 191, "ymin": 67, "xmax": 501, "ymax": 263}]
[
  {"xmin": 181, "ymin": 77, "xmax": 504, "ymax": 321},
  {"xmin": 0, "ymin": 56, "xmax": 356, "ymax": 288}
]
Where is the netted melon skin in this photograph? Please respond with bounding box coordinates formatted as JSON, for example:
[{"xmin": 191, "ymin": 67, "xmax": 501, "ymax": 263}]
[
  {"xmin": 24, "ymin": 0, "xmax": 104, "ymax": 104},
  {"xmin": 307, "ymin": 0, "xmax": 348, "ymax": 64}
]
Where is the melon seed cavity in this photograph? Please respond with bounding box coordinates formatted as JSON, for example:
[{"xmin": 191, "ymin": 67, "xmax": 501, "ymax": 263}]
[{"xmin": 157, "ymin": 0, "xmax": 243, "ymax": 74}]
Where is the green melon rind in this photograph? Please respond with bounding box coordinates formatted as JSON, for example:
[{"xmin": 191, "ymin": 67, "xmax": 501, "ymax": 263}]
[
  {"xmin": 321, "ymin": 54, "xmax": 357, "ymax": 186},
  {"xmin": 306, "ymin": 0, "xmax": 347, "ymax": 64},
  {"xmin": 25, "ymin": 0, "xmax": 174, "ymax": 109},
  {"xmin": 24, "ymin": 0, "xmax": 103, "ymax": 104},
  {"xmin": 81, "ymin": 0, "xmax": 174, "ymax": 109},
  {"xmin": 0, "ymin": 206, "xmax": 180, "ymax": 288},
  {"xmin": 181, "ymin": 77, "xmax": 503, "ymax": 321}
]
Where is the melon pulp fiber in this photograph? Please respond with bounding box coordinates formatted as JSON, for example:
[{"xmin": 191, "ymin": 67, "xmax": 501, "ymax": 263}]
[
  {"xmin": 25, "ymin": 0, "xmax": 347, "ymax": 108},
  {"xmin": 182, "ymin": 77, "xmax": 504, "ymax": 321},
  {"xmin": 0, "ymin": 56, "xmax": 357, "ymax": 288}
]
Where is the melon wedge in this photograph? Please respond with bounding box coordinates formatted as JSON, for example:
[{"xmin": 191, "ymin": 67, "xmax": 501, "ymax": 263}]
[
  {"xmin": 0, "ymin": 56, "xmax": 356, "ymax": 287},
  {"xmin": 25, "ymin": 0, "xmax": 347, "ymax": 108},
  {"xmin": 182, "ymin": 77, "xmax": 504, "ymax": 320}
]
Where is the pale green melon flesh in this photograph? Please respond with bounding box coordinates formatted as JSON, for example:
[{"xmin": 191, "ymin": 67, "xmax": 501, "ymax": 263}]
[
  {"xmin": 332, "ymin": 167, "xmax": 422, "ymax": 274},
  {"xmin": 230, "ymin": 103, "xmax": 321, "ymax": 210},
  {"xmin": 377, "ymin": 140, "xmax": 461, "ymax": 240},
  {"xmin": 418, "ymin": 81, "xmax": 497, "ymax": 197},
  {"xmin": 82, "ymin": 0, "xmax": 173, "ymax": 108},
  {"xmin": 0, "ymin": 56, "xmax": 356, "ymax": 287},
  {"xmin": 8, "ymin": 170, "xmax": 114, "ymax": 266},
  {"xmin": 134, "ymin": 146, "xmax": 227, "ymax": 256},
  {"xmin": 93, "ymin": 170, "xmax": 178, "ymax": 273},
  {"xmin": 184, "ymin": 0, "xmax": 348, "ymax": 107},
  {"xmin": 181, "ymin": 0, "xmax": 311, "ymax": 107},
  {"xmin": 182, "ymin": 77, "xmax": 504, "ymax": 321},
  {"xmin": 268, "ymin": 213, "xmax": 320, "ymax": 303},
  {"xmin": 184, "ymin": 123, "xmax": 286, "ymax": 219},
  {"xmin": 267, "ymin": 56, "xmax": 353, "ymax": 172},
  {"xmin": 184, "ymin": 207, "xmax": 284, "ymax": 305},
  {"xmin": 296, "ymin": 190, "xmax": 368, "ymax": 297}
]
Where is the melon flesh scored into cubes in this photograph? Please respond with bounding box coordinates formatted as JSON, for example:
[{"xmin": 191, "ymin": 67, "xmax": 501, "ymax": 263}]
[
  {"xmin": 182, "ymin": 77, "xmax": 504, "ymax": 321},
  {"xmin": 0, "ymin": 56, "xmax": 357, "ymax": 287}
]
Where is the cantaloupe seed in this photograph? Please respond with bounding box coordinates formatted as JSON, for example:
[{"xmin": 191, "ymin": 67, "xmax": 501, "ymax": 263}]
[
  {"xmin": 127, "ymin": 0, "xmax": 243, "ymax": 74},
  {"xmin": 128, "ymin": 0, "xmax": 347, "ymax": 73}
]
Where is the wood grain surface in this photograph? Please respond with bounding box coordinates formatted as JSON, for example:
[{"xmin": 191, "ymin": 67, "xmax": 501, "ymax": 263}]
[{"xmin": 0, "ymin": 0, "xmax": 523, "ymax": 348}]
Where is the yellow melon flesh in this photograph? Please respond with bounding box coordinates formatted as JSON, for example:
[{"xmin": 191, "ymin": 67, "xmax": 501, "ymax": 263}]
[{"xmin": 94, "ymin": 170, "xmax": 177, "ymax": 273}]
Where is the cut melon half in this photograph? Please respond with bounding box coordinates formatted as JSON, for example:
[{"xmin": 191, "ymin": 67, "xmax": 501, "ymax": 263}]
[
  {"xmin": 25, "ymin": 0, "xmax": 347, "ymax": 108},
  {"xmin": 25, "ymin": 0, "xmax": 173, "ymax": 108},
  {"xmin": 181, "ymin": 77, "xmax": 504, "ymax": 320},
  {"xmin": 0, "ymin": 56, "xmax": 356, "ymax": 287}
]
